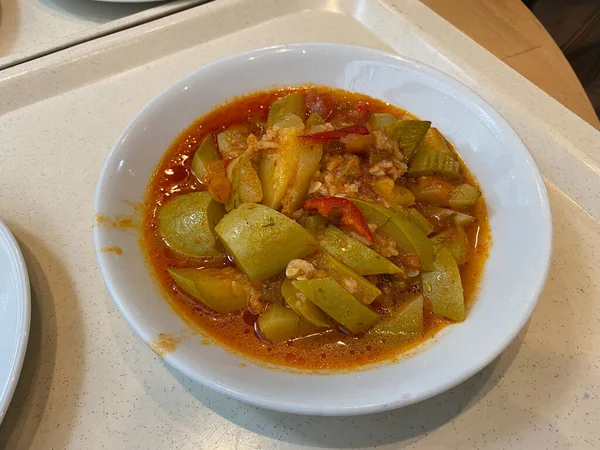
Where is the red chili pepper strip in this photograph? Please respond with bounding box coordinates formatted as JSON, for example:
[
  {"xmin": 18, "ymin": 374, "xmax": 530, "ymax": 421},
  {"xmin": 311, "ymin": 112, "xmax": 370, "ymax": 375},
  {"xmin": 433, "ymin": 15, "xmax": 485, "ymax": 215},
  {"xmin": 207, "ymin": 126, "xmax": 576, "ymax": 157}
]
[
  {"xmin": 301, "ymin": 130, "xmax": 347, "ymax": 140},
  {"xmin": 302, "ymin": 196, "xmax": 374, "ymax": 243},
  {"xmin": 338, "ymin": 125, "xmax": 369, "ymax": 135},
  {"xmin": 301, "ymin": 125, "xmax": 369, "ymax": 141}
]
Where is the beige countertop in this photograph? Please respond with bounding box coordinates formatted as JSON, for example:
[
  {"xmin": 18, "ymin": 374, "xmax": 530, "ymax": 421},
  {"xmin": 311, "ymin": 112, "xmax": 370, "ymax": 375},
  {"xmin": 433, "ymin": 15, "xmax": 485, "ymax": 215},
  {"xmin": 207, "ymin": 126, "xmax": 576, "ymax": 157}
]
[{"xmin": 0, "ymin": 0, "xmax": 205, "ymax": 68}]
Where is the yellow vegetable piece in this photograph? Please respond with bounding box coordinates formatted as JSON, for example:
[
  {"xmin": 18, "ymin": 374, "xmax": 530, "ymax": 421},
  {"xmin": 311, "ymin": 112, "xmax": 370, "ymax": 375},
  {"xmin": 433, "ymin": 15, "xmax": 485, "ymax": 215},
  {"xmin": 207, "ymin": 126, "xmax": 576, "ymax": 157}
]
[
  {"xmin": 205, "ymin": 160, "xmax": 232, "ymax": 204},
  {"xmin": 373, "ymin": 177, "xmax": 416, "ymax": 207},
  {"xmin": 314, "ymin": 251, "xmax": 381, "ymax": 304},
  {"xmin": 390, "ymin": 186, "xmax": 416, "ymax": 207},
  {"xmin": 259, "ymin": 114, "xmax": 305, "ymax": 210},
  {"xmin": 372, "ymin": 294, "xmax": 423, "ymax": 338},
  {"xmin": 257, "ymin": 305, "xmax": 318, "ymax": 341},
  {"xmin": 293, "ymin": 277, "xmax": 380, "ymax": 333},
  {"xmin": 168, "ymin": 267, "xmax": 247, "ymax": 313},
  {"xmin": 342, "ymin": 134, "xmax": 374, "ymax": 151},
  {"xmin": 422, "ymin": 247, "xmax": 465, "ymax": 321},
  {"xmin": 317, "ymin": 226, "xmax": 402, "ymax": 276},
  {"xmin": 408, "ymin": 178, "xmax": 452, "ymax": 205},
  {"xmin": 215, "ymin": 203, "xmax": 317, "ymax": 280},
  {"xmin": 372, "ymin": 176, "xmax": 394, "ymax": 195},
  {"xmin": 191, "ymin": 135, "xmax": 220, "ymax": 183},
  {"xmin": 282, "ymin": 279, "xmax": 330, "ymax": 327},
  {"xmin": 158, "ymin": 192, "xmax": 225, "ymax": 257},
  {"xmin": 281, "ymin": 139, "xmax": 323, "ymax": 214}
]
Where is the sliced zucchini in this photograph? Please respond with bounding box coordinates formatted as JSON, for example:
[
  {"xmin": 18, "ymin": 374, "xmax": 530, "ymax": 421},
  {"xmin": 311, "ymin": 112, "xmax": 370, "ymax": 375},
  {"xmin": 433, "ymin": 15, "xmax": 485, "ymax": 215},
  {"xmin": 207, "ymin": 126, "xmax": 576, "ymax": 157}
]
[
  {"xmin": 422, "ymin": 247, "xmax": 465, "ymax": 321},
  {"xmin": 314, "ymin": 251, "xmax": 381, "ymax": 304},
  {"xmin": 449, "ymin": 184, "xmax": 481, "ymax": 208},
  {"xmin": 371, "ymin": 294, "xmax": 423, "ymax": 338},
  {"xmin": 384, "ymin": 120, "xmax": 431, "ymax": 160},
  {"xmin": 282, "ymin": 279, "xmax": 330, "ymax": 327},
  {"xmin": 406, "ymin": 208, "xmax": 434, "ymax": 236},
  {"xmin": 267, "ymin": 92, "xmax": 306, "ymax": 127},
  {"xmin": 191, "ymin": 135, "xmax": 220, "ymax": 183},
  {"xmin": 419, "ymin": 128, "xmax": 452, "ymax": 154},
  {"xmin": 158, "ymin": 192, "xmax": 225, "ymax": 257},
  {"xmin": 168, "ymin": 267, "xmax": 246, "ymax": 313},
  {"xmin": 351, "ymin": 199, "xmax": 435, "ymax": 271},
  {"xmin": 317, "ymin": 226, "xmax": 403, "ymax": 275},
  {"xmin": 257, "ymin": 305, "xmax": 318, "ymax": 341},
  {"xmin": 369, "ymin": 113, "xmax": 396, "ymax": 131},
  {"xmin": 293, "ymin": 277, "xmax": 380, "ymax": 333},
  {"xmin": 430, "ymin": 226, "xmax": 468, "ymax": 265},
  {"xmin": 407, "ymin": 148, "xmax": 462, "ymax": 181},
  {"xmin": 215, "ymin": 203, "xmax": 317, "ymax": 280}
]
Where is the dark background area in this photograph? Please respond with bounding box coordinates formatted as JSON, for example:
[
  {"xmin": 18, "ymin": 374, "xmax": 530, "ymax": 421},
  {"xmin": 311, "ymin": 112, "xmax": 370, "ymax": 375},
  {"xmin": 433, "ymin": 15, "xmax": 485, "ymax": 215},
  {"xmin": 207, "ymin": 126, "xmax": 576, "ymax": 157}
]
[{"xmin": 527, "ymin": 0, "xmax": 600, "ymax": 117}]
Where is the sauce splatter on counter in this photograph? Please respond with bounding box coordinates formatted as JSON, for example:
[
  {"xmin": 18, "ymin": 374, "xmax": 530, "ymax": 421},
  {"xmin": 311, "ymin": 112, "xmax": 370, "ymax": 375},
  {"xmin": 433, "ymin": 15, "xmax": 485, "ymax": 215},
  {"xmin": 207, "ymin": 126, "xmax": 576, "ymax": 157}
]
[
  {"xmin": 149, "ymin": 333, "xmax": 185, "ymax": 356},
  {"xmin": 94, "ymin": 214, "xmax": 140, "ymax": 232}
]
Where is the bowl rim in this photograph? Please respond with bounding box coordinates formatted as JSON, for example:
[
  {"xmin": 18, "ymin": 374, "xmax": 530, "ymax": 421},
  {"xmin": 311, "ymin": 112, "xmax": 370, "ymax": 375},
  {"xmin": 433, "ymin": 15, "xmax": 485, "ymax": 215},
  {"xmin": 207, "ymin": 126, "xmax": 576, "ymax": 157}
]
[
  {"xmin": 93, "ymin": 42, "xmax": 553, "ymax": 415},
  {"xmin": 0, "ymin": 220, "xmax": 31, "ymax": 424}
]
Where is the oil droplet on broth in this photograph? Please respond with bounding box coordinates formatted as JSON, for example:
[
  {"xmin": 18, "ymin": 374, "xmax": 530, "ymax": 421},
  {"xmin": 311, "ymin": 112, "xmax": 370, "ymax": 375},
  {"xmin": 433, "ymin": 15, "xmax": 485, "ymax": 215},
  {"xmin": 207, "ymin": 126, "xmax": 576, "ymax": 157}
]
[
  {"xmin": 164, "ymin": 165, "xmax": 188, "ymax": 183},
  {"xmin": 242, "ymin": 310, "xmax": 258, "ymax": 326}
]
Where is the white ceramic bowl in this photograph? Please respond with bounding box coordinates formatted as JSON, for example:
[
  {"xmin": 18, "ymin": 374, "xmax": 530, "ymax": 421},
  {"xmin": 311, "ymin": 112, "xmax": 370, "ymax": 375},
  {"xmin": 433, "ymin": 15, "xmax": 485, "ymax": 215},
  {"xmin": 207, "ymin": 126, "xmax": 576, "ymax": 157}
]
[{"xmin": 93, "ymin": 43, "xmax": 552, "ymax": 415}]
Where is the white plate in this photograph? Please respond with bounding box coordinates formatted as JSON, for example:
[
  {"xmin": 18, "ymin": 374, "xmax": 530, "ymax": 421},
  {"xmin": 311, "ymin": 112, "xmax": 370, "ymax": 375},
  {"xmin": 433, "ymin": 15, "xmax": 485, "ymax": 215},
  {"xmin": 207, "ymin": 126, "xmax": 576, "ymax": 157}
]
[
  {"xmin": 93, "ymin": 43, "xmax": 552, "ymax": 415},
  {"xmin": 0, "ymin": 221, "xmax": 30, "ymax": 423}
]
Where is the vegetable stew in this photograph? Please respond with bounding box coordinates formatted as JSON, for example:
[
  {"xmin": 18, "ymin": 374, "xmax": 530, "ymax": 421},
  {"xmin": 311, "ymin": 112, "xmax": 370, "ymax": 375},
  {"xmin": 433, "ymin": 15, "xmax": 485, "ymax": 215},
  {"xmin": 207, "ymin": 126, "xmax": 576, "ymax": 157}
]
[{"xmin": 143, "ymin": 87, "xmax": 490, "ymax": 370}]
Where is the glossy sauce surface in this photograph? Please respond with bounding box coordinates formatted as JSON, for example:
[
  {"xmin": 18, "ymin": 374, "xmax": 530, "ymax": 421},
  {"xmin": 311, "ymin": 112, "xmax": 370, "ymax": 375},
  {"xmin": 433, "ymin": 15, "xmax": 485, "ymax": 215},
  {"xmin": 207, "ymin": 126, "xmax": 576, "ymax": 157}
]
[{"xmin": 143, "ymin": 87, "xmax": 491, "ymax": 370}]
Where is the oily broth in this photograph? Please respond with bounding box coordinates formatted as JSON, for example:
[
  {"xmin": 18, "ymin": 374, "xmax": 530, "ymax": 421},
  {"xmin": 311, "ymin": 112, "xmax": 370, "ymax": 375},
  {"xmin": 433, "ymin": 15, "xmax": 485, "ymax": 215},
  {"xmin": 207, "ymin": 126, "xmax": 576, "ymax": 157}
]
[{"xmin": 143, "ymin": 86, "xmax": 491, "ymax": 370}]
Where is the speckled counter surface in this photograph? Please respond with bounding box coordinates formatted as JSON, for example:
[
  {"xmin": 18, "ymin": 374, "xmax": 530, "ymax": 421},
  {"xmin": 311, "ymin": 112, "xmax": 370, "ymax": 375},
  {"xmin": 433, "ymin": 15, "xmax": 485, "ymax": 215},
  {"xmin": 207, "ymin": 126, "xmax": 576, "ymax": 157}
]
[
  {"xmin": 0, "ymin": 0, "xmax": 599, "ymax": 448},
  {"xmin": 0, "ymin": 0, "xmax": 207, "ymax": 69}
]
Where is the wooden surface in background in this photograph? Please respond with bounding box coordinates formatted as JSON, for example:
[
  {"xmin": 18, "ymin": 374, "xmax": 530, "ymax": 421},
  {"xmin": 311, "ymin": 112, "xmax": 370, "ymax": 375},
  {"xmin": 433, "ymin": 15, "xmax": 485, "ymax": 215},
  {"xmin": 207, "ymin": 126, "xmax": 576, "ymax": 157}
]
[{"xmin": 422, "ymin": 0, "xmax": 600, "ymax": 129}]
